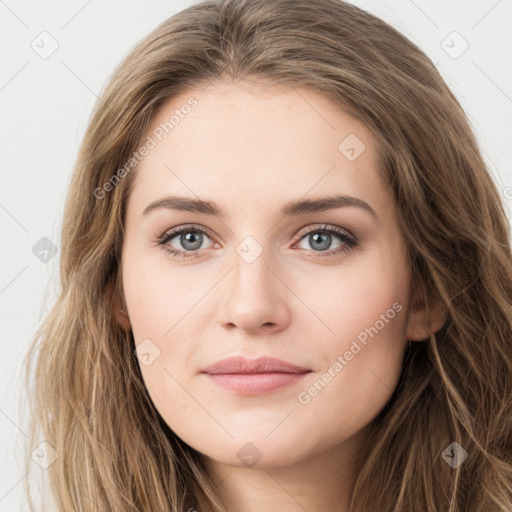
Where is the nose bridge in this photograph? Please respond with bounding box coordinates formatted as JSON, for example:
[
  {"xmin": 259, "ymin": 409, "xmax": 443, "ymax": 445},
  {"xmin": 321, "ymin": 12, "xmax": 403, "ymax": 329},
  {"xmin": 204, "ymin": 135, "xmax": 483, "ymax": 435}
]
[
  {"xmin": 218, "ymin": 234, "xmax": 290, "ymax": 332},
  {"xmin": 230, "ymin": 234, "xmax": 275, "ymax": 303}
]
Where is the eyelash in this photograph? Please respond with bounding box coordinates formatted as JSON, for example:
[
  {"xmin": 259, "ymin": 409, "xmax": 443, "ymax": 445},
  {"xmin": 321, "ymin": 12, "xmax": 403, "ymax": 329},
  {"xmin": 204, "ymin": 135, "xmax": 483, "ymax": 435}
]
[{"xmin": 156, "ymin": 223, "xmax": 358, "ymax": 260}]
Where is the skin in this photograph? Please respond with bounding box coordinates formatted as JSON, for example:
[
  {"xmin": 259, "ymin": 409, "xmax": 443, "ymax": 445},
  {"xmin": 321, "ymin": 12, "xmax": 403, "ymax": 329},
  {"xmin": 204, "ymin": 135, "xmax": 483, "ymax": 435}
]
[{"xmin": 114, "ymin": 80, "xmax": 445, "ymax": 511}]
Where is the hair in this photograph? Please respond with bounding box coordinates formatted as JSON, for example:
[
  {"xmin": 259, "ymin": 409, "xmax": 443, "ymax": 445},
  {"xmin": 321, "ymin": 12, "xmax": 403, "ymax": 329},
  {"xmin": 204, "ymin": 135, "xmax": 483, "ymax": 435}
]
[{"xmin": 22, "ymin": 0, "xmax": 512, "ymax": 510}]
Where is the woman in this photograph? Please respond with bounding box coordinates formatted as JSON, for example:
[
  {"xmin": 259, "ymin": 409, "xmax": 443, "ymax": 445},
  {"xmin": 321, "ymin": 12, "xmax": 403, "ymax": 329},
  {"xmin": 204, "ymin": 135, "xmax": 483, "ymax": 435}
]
[{"xmin": 23, "ymin": 0, "xmax": 512, "ymax": 510}]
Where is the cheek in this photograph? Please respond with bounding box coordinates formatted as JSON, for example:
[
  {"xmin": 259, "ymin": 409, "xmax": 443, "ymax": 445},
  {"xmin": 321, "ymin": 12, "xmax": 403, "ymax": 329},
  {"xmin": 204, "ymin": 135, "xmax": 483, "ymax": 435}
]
[
  {"xmin": 294, "ymin": 272, "xmax": 409, "ymax": 431},
  {"xmin": 123, "ymin": 251, "xmax": 206, "ymax": 341},
  {"xmin": 122, "ymin": 254, "xmax": 211, "ymax": 412},
  {"xmin": 294, "ymin": 264, "xmax": 408, "ymax": 402},
  {"xmin": 299, "ymin": 256, "xmax": 408, "ymax": 346}
]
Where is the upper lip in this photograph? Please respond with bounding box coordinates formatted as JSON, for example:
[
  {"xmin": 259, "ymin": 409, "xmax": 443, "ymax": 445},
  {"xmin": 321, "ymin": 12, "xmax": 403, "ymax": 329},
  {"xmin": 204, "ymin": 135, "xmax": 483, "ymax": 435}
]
[{"xmin": 202, "ymin": 356, "xmax": 311, "ymax": 375}]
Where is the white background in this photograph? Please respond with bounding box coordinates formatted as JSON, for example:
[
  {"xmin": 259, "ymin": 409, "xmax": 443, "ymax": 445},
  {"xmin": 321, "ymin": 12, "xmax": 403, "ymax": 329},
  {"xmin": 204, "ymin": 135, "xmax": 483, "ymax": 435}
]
[{"xmin": 1, "ymin": 0, "xmax": 511, "ymax": 509}]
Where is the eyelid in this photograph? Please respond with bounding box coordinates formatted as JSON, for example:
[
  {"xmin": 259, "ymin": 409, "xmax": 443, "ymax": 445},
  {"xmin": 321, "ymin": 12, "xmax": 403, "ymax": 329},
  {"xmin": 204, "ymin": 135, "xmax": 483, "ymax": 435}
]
[
  {"xmin": 294, "ymin": 223, "xmax": 354, "ymax": 240},
  {"xmin": 158, "ymin": 223, "xmax": 216, "ymax": 243}
]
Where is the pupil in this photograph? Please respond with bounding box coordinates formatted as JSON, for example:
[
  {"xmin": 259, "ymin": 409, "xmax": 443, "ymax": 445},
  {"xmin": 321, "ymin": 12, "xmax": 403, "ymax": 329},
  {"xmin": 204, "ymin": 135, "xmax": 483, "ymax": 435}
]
[
  {"xmin": 311, "ymin": 232, "xmax": 331, "ymax": 251},
  {"xmin": 181, "ymin": 231, "xmax": 202, "ymax": 250}
]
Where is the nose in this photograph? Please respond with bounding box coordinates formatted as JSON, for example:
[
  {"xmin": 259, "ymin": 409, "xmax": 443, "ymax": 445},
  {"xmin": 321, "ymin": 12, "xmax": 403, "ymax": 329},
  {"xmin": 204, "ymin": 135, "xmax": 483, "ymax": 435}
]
[{"xmin": 217, "ymin": 247, "xmax": 291, "ymax": 335}]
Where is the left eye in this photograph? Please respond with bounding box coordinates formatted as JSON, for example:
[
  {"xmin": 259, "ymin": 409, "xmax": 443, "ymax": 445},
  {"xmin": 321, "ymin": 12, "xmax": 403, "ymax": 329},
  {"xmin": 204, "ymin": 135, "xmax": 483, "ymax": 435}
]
[
  {"xmin": 293, "ymin": 225, "xmax": 358, "ymax": 257},
  {"xmin": 296, "ymin": 230, "xmax": 344, "ymax": 252}
]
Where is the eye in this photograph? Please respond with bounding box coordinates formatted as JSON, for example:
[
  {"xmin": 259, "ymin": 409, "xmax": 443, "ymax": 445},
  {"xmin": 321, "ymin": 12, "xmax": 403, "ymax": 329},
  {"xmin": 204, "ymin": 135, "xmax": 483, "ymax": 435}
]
[
  {"xmin": 294, "ymin": 224, "xmax": 358, "ymax": 258},
  {"xmin": 157, "ymin": 224, "xmax": 216, "ymax": 259}
]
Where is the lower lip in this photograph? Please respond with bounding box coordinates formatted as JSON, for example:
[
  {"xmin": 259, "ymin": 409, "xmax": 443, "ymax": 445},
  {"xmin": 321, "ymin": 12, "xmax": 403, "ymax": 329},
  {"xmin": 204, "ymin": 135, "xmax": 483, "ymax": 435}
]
[{"xmin": 204, "ymin": 372, "xmax": 310, "ymax": 394}]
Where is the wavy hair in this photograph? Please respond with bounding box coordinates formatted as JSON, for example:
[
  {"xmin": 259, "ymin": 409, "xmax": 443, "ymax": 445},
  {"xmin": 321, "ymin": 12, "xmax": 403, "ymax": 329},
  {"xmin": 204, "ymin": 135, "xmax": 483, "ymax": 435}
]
[{"xmin": 23, "ymin": 0, "xmax": 512, "ymax": 510}]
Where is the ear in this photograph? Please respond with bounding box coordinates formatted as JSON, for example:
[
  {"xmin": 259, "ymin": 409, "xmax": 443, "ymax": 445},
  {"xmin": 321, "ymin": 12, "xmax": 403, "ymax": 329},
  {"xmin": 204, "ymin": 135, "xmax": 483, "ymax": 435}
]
[
  {"xmin": 106, "ymin": 280, "xmax": 131, "ymax": 332},
  {"xmin": 405, "ymin": 298, "xmax": 446, "ymax": 342}
]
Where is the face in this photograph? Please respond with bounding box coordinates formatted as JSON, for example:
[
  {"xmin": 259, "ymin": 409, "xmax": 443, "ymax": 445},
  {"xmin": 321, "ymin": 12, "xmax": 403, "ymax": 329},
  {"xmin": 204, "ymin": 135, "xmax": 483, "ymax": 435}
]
[{"xmin": 117, "ymin": 80, "xmax": 442, "ymax": 470}]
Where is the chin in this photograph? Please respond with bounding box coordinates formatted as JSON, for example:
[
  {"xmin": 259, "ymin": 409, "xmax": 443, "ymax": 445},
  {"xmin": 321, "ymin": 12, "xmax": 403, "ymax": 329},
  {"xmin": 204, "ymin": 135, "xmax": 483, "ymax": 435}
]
[{"xmin": 194, "ymin": 433, "xmax": 316, "ymax": 470}]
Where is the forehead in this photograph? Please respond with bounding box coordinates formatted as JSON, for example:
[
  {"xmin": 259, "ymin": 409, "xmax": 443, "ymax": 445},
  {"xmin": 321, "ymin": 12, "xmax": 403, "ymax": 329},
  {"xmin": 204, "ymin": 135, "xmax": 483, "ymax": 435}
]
[{"xmin": 127, "ymin": 81, "xmax": 391, "ymax": 219}]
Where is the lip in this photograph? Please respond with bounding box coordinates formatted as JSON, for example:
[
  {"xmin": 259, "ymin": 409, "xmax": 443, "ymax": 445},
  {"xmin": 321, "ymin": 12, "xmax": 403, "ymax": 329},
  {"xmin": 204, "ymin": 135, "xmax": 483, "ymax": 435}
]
[
  {"xmin": 201, "ymin": 356, "xmax": 311, "ymax": 394},
  {"xmin": 202, "ymin": 356, "xmax": 310, "ymax": 375}
]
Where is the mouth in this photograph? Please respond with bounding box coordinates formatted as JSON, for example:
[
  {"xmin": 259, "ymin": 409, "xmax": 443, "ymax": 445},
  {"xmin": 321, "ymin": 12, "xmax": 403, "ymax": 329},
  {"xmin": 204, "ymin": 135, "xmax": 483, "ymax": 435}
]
[
  {"xmin": 205, "ymin": 372, "xmax": 310, "ymax": 394},
  {"xmin": 201, "ymin": 356, "xmax": 312, "ymax": 394}
]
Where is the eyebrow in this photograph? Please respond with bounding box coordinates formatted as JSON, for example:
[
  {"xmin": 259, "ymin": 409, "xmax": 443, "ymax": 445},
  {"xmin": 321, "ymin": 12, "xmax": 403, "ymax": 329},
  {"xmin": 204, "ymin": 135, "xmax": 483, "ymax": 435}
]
[{"xmin": 143, "ymin": 194, "xmax": 377, "ymax": 219}]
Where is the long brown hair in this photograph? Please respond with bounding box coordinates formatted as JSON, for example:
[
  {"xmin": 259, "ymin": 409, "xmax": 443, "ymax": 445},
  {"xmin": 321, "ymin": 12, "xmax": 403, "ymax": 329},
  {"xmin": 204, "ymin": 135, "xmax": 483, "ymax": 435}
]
[{"xmin": 23, "ymin": 0, "xmax": 512, "ymax": 510}]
